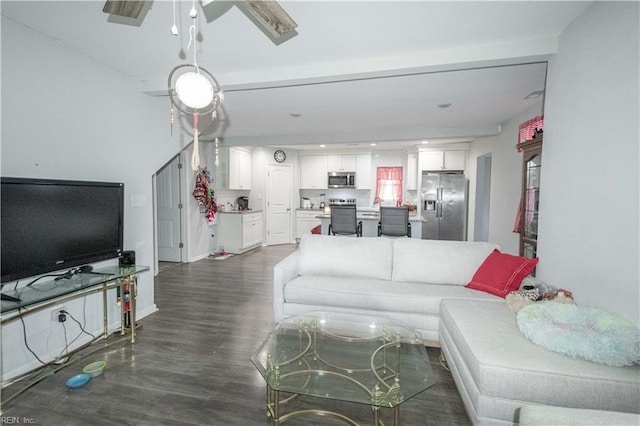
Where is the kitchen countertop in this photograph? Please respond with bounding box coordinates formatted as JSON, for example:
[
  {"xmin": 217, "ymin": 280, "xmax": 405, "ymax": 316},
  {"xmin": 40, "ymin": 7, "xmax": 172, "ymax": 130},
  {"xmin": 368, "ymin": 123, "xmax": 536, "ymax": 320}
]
[{"xmin": 218, "ymin": 209, "xmax": 263, "ymax": 214}]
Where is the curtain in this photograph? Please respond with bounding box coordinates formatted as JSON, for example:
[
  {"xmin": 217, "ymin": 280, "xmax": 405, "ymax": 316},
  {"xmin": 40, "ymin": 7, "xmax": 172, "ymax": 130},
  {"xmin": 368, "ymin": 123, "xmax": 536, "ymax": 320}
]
[
  {"xmin": 513, "ymin": 197, "xmax": 522, "ymax": 233},
  {"xmin": 518, "ymin": 115, "xmax": 544, "ymax": 148},
  {"xmin": 374, "ymin": 166, "xmax": 403, "ymax": 206}
]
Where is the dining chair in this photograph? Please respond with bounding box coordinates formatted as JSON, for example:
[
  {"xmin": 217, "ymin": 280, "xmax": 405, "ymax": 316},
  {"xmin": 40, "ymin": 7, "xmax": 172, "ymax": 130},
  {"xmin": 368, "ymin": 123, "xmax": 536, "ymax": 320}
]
[
  {"xmin": 378, "ymin": 206, "xmax": 411, "ymax": 237},
  {"xmin": 328, "ymin": 205, "xmax": 362, "ymax": 237}
]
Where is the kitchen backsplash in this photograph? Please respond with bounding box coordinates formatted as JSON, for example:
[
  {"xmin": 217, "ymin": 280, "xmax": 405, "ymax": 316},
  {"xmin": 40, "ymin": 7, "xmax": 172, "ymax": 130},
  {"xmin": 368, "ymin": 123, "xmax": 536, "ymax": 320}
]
[
  {"xmin": 299, "ymin": 189, "xmax": 370, "ymax": 208},
  {"xmin": 216, "ymin": 188, "xmax": 251, "ymax": 211},
  {"xmin": 299, "ymin": 188, "xmax": 418, "ymax": 208}
]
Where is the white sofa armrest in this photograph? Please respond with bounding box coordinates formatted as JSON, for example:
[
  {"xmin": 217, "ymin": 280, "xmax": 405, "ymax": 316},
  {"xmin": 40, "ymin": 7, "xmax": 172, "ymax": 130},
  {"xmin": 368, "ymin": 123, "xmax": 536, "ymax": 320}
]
[{"xmin": 273, "ymin": 250, "xmax": 300, "ymax": 323}]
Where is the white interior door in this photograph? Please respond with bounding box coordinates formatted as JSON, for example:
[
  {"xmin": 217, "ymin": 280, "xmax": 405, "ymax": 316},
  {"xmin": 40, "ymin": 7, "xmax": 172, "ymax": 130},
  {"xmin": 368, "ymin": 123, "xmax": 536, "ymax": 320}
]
[
  {"xmin": 156, "ymin": 155, "xmax": 183, "ymax": 262},
  {"xmin": 267, "ymin": 164, "xmax": 292, "ymax": 245}
]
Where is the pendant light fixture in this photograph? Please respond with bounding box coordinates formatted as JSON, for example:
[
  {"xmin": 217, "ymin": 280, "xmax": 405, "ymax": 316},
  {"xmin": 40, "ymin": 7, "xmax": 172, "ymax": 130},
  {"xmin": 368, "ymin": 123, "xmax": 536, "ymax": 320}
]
[{"xmin": 168, "ymin": 0, "xmax": 224, "ymax": 170}]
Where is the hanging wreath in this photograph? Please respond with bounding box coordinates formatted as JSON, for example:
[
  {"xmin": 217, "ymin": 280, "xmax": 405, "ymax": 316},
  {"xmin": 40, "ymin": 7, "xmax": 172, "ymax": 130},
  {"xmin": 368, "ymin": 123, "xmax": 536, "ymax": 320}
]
[{"xmin": 192, "ymin": 171, "xmax": 217, "ymax": 223}]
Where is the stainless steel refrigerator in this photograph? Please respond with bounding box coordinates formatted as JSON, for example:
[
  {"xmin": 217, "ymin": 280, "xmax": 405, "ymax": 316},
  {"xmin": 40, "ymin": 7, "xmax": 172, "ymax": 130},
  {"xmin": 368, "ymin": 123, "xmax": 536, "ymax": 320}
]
[{"xmin": 421, "ymin": 172, "xmax": 468, "ymax": 241}]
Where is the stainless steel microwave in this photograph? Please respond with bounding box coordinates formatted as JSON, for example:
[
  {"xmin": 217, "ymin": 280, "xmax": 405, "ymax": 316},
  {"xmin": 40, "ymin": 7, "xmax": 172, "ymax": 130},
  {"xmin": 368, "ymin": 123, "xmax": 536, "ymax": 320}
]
[{"xmin": 328, "ymin": 172, "xmax": 355, "ymax": 188}]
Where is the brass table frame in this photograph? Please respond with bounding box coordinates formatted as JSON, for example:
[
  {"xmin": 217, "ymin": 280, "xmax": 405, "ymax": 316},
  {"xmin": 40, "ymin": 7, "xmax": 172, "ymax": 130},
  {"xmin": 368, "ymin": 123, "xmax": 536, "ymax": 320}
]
[{"xmin": 255, "ymin": 315, "xmax": 433, "ymax": 425}]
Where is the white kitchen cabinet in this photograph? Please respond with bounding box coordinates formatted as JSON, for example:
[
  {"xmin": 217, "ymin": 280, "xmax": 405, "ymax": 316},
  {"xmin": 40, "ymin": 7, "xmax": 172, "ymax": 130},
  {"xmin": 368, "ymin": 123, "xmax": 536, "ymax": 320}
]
[
  {"xmin": 229, "ymin": 147, "xmax": 252, "ymax": 190},
  {"xmin": 300, "ymin": 155, "xmax": 328, "ymax": 189},
  {"xmin": 242, "ymin": 212, "xmax": 263, "ymax": 249},
  {"xmin": 296, "ymin": 210, "xmax": 321, "ymax": 239},
  {"xmin": 355, "ymin": 154, "xmax": 371, "ymax": 189},
  {"xmin": 217, "ymin": 147, "xmax": 252, "ymax": 190},
  {"xmin": 406, "ymin": 152, "xmax": 418, "ymax": 190},
  {"xmin": 420, "ymin": 150, "xmax": 466, "ymax": 172},
  {"xmin": 327, "ymin": 155, "xmax": 356, "ymax": 172},
  {"xmin": 217, "ymin": 212, "xmax": 263, "ymax": 254}
]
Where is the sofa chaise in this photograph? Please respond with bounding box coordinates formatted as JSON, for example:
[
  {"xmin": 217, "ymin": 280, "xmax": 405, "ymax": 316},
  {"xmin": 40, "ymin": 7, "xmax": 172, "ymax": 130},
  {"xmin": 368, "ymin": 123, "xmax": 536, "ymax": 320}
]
[
  {"xmin": 273, "ymin": 234, "xmax": 640, "ymax": 425},
  {"xmin": 440, "ymin": 299, "xmax": 639, "ymax": 425}
]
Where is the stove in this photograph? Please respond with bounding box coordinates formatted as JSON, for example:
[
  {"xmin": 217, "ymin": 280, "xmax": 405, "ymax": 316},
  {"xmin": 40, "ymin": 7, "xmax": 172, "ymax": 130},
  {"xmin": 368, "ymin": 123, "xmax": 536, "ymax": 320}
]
[{"xmin": 328, "ymin": 198, "xmax": 357, "ymax": 205}]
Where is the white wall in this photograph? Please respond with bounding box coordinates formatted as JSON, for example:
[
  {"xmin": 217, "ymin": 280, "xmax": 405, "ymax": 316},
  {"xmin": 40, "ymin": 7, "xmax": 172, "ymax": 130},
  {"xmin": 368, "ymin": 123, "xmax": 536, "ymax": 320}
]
[
  {"xmin": 467, "ymin": 102, "xmax": 544, "ymax": 254},
  {"xmin": 538, "ymin": 2, "xmax": 639, "ymax": 325},
  {"xmin": 182, "ymin": 141, "xmax": 218, "ymax": 261},
  {"xmin": 1, "ymin": 15, "xmax": 188, "ymax": 379}
]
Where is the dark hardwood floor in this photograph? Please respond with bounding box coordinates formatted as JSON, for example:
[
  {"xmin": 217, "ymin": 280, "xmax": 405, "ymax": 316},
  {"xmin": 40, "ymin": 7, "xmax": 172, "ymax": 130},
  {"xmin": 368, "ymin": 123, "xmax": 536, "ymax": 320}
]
[{"xmin": 1, "ymin": 245, "xmax": 470, "ymax": 425}]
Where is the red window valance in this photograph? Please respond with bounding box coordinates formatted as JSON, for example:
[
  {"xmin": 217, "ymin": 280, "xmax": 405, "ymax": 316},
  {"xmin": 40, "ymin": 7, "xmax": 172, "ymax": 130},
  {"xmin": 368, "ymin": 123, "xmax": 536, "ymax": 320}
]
[{"xmin": 518, "ymin": 115, "xmax": 544, "ymax": 146}]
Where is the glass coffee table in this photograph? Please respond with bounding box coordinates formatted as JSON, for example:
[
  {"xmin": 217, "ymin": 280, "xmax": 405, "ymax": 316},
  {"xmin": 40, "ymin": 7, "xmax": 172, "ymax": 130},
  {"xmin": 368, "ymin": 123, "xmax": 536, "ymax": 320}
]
[{"xmin": 251, "ymin": 312, "xmax": 436, "ymax": 425}]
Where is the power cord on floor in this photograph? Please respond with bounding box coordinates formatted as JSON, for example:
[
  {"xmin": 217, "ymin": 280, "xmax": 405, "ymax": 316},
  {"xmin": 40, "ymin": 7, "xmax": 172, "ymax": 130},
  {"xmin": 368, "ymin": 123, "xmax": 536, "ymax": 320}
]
[
  {"xmin": 61, "ymin": 310, "xmax": 96, "ymax": 341},
  {"xmin": 2, "ymin": 332, "xmax": 128, "ymax": 407},
  {"xmin": 439, "ymin": 350, "xmax": 450, "ymax": 372},
  {"xmin": 18, "ymin": 307, "xmax": 46, "ymax": 365},
  {"xmin": 58, "ymin": 319, "xmax": 70, "ymax": 360},
  {"xmin": 15, "ymin": 304, "xmax": 98, "ymax": 369}
]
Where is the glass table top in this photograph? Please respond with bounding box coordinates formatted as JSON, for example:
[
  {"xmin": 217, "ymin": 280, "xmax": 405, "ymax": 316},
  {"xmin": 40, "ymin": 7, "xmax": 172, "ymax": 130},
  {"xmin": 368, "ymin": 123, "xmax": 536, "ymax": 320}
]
[
  {"xmin": 1, "ymin": 265, "xmax": 149, "ymax": 314},
  {"xmin": 251, "ymin": 312, "xmax": 436, "ymax": 408}
]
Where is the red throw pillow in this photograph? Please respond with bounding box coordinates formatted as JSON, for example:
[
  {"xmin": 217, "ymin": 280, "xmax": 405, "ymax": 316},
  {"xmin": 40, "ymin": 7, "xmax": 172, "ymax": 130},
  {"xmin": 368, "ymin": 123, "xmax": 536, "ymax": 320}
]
[{"xmin": 466, "ymin": 249, "xmax": 539, "ymax": 298}]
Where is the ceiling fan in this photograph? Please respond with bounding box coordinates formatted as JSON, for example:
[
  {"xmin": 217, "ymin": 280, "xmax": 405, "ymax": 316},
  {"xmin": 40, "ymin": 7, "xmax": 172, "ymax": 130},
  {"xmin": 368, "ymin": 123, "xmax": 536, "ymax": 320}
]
[{"xmin": 103, "ymin": 0, "xmax": 298, "ymax": 45}]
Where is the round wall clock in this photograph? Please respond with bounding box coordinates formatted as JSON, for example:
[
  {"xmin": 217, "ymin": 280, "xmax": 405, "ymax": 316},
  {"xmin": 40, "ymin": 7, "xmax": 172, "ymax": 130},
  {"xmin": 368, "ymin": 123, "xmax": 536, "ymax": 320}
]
[{"xmin": 274, "ymin": 149, "xmax": 286, "ymax": 163}]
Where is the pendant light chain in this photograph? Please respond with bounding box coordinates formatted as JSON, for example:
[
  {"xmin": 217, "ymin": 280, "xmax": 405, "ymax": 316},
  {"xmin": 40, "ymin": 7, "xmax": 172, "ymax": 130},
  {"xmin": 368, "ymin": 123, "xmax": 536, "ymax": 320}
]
[{"xmin": 188, "ymin": 0, "xmax": 200, "ymax": 170}]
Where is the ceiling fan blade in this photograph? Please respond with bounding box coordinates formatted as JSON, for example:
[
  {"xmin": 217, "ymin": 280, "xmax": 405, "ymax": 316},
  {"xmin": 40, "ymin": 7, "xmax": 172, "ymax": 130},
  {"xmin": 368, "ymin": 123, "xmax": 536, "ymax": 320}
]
[
  {"xmin": 199, "ymin": 0, "xmax": 235, "ymax": 24},
  {"xmin": 234, "ymin": 0, "xmax": 298, "ymax": 45},
  {"xmin": 103, "ymin": 1, "xmax": 147, "ymax": 19}
]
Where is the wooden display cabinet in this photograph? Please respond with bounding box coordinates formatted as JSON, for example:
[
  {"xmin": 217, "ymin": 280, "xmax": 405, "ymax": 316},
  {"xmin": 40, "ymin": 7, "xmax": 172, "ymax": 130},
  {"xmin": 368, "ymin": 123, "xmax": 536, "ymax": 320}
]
[{"xmin": 518, "ymin": 136, "xmax": 543, "ymax": 260}]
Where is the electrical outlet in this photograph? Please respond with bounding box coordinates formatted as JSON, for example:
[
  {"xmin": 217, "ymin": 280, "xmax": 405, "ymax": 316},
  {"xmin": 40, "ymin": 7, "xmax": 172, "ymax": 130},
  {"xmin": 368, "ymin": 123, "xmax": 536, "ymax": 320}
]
[{"xmin": 51, "ymin": 306, "xmax": 66, "ymax": 322}]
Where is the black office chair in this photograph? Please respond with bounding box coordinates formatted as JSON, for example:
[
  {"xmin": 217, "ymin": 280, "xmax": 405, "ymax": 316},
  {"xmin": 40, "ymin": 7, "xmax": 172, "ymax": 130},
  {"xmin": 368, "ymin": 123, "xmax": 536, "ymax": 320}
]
[
  {"xmin": 378, "ymin": 206, "xmax": 411, "ymax": 237},
  {"xmin": 328, "ymin": 205, "xmax": 362, "ymax": 237}
]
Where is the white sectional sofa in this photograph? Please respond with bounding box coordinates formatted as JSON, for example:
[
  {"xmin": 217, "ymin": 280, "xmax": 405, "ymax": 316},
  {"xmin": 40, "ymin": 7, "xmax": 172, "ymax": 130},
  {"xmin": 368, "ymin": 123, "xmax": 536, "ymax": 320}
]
[
  {"xmin": 273, "ymin": 234, "xmax": 503, "ymax": 345},
  {"xmin": 518, "ymin": 404, "xmax": 640, "ymax": 425},
  {"xmin": 273, "ymin": 234, "xmax": 640, "ymax": 425},
  {"xmin": 440, "ymin": 299, "xmax": 640, "ymax": 425}
]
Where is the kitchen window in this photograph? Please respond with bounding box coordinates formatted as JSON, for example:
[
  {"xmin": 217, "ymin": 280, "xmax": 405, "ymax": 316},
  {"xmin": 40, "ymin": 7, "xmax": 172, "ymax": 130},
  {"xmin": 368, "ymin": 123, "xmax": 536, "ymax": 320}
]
[{"xmin": 374, "ymin": 166, "xmax": 403, "ymax": 206}]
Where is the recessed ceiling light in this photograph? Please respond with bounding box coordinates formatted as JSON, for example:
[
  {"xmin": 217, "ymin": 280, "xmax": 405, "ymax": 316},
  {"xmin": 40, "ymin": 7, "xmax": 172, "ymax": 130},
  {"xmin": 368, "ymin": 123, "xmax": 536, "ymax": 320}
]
[
  {"xmin": 319, "ymin": 144, "xmax": 326, "ymax": 148},
  {"xmin": 421, "ymin": 140, "xmax": 430, "ymax": 144},
  {"xmin": 437, "ymin": 103, "xmax": 452, "ymax": 109},
  {"xmin": 289, "ymin": 112, "xmax": 302, "ymax": 117},
  {"xmin": 370, "ymin": 143, "xmax": 377, "ymax": 146}
]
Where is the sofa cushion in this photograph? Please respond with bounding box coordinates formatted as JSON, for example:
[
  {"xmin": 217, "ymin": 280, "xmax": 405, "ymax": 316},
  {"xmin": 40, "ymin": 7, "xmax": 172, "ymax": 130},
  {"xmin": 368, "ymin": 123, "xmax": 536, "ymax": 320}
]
[
  {"xmin": 285, "ymin": 275, "xmax": 501, "ymax": 315},
  {"xmin": 392, "ymin": 239, "xmax": 499, "ymax": 285},
  {"xmin": 517, "ymin": 303, "xmax": 640, "ymax": 367},
  {"xmin": 465, "ymin": 249, "xmax": 539, "ymax": 297},
  {"xmin": 298, "ymin": 235, "xmax": 393, "ymax": 281}
]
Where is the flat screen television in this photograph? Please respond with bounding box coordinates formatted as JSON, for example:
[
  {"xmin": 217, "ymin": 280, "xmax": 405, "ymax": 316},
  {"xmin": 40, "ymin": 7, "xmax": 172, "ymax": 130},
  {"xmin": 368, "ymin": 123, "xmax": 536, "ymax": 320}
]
[{"xmin": 1, "ymin": 177, "xmax": 124, "ymax": 283}]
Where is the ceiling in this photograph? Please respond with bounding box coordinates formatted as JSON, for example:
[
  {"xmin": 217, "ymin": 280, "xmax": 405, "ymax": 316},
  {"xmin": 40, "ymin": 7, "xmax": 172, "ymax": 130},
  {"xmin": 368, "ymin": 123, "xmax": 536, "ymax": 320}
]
[{"xmin": 1, "ymin": 1, "xmax": 591, "ymax": 150}]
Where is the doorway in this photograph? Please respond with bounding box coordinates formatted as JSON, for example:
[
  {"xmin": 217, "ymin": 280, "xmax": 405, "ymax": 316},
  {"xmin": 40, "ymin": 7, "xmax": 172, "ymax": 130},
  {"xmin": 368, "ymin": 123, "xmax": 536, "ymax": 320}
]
[
  {"xmin": 474, "ymin": 154, "xmax": 492, "ymax": 242},
  {"xmin": 154, "ymin": 155, "xmax": 184, "ymax": 267},
  {"xmin": 266, "ymin": 164, "xmax": 292, "ymax": 245}
]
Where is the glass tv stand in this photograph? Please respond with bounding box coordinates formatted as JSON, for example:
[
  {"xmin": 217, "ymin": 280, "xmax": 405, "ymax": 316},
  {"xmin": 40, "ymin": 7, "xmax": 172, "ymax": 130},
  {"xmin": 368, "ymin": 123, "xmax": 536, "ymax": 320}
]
[{"xmin": 1, "ymin": 265, "xmax": 149, "ymax": 344}]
